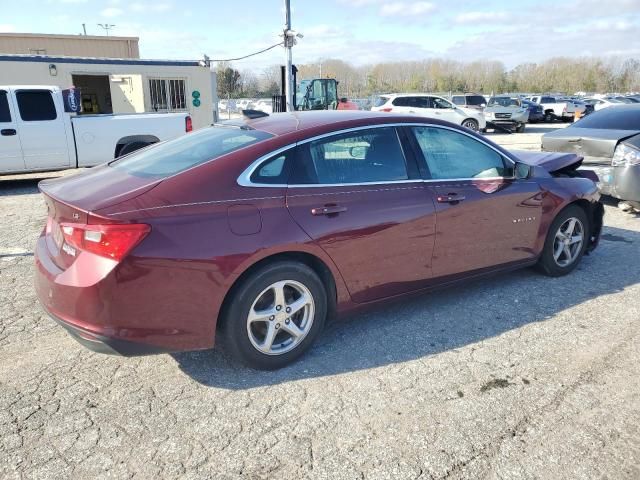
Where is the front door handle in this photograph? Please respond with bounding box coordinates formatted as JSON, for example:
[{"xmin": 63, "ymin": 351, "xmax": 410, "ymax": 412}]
[
  {"xmin": 1, "ymin": 129, "xmax": 16, "ymax": 136},
  {"xmin": 311, "ymin": 205, "xmax": 347, "ymax": 216},
  {"xmin": 437, "ymin": 193, "xmax": 466, "ymax": 204}
]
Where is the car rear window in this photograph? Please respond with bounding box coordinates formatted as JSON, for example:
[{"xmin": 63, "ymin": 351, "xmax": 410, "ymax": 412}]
[
  {"xmin": 110, "ymin": 126, "xmax": 273, "ymax": 177},
  {"xmin": 572, "ymin": 107, "xmax": 640, "ymax": 130}
]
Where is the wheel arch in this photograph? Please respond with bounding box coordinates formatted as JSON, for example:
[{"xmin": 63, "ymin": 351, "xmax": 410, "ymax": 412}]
[
  {"xmin": 114, "ymin": 134, "xmax": 160, "ymax": 158},
  {"xmin": 217, "ymin": 250, "xmax": 342, "ymax": 334}
]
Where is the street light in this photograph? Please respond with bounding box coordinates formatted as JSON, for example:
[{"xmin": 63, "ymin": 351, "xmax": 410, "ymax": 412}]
[{"xmin": 97, "ymin": 24, "xmax": 116, "ymax": 36}]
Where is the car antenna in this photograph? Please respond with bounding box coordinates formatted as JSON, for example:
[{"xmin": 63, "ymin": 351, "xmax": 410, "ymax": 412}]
[{"xmin": 242, "ymin": 109, "xmax": 270, "ymax": 119}]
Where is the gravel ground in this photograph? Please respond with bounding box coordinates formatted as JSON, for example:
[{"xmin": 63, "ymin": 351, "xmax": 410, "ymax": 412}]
[{"xmin": 1, "ymin": 125, "xmax": 639, "ymax": 479}]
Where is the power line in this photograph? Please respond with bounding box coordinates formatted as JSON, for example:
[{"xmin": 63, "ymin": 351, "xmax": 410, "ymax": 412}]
[{"xmin": 209, "ymin": 42, "xmax": 284, "ymax": 63}]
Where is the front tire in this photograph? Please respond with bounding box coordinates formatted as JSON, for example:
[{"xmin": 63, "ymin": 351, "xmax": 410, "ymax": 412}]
[
  {"xmin": 461, "ymin": 119, "xmax": 479, "ymax": 132},
  {"xmin": 218, "ymin": 261, "xmax": 327, "ymax": 370},
  {"xmin": 516, "ymin": 123, "xmax": 526, "ymax": 133},
  {"xmin": 536, "ymin": 205, "xmax": 589, "ymax": 277}
]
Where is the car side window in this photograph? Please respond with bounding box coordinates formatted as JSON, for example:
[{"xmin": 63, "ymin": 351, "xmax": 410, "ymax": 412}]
[
  {"xmin": 16, "ymin": 90, "xmax": 57, "ymax": 121},
  {"xmin": 0, "ymin": 91, "xmax": 11, "ymax": 122},
  {"xmin": 291, "ymin": 127, "xmax": 409, "ymax": 184},
  {"xmin": 412, "ymin": 126, "xmax": 513, "ymax": 180},
  {"xmin": 392, "ymin": 97, "xmax": 410, "ymax": 107},
  {"xmin": 414, "ymin": 97, "xmax": 430, "ymax": 109},
  {"xmin": 249, "ymin": 150, "xmax": 293, "ymax": 185},
  {"xmin": 452, "ymin": 96, "xmax": 464, "ymax": 105},
  {"xmin": 432, "ymin": 98, "xmax": 452, "ymax": 109}
]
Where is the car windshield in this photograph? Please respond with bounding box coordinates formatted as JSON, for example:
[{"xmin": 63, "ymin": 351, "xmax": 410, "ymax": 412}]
[
  {"xmin": 110, "ymin": 126, "xmax": 273, "ymax": 177},
  {"xmin": 572, "ymin": 107, "xmax": 640, "ymax": 130},
  {"xmin": 488, "ymin": 97, "xmax": 520, "ymax": 107}
]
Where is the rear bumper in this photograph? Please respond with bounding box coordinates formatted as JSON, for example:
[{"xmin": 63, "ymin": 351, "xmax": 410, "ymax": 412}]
[{"xmin": 47, "ymin": 310, "xmax": 172, "ymax": 356}]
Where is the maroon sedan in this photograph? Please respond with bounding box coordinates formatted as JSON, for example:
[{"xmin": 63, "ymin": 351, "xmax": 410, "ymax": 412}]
[{"xmin": 35, "ymin": 111, "xmax": 603, "ymax": 369}]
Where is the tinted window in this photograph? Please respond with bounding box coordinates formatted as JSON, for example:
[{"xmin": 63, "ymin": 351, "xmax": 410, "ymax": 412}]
[
  {"xmin": 16, "ymin": 90, "xmax": 57, "ymax": 121},
  {"xmin": 250, "ymin": 151, "xmax": 292, "ymax": 184},
  {"xmin": 412, "ymin": 127, "xmax": 512, "ymax": 179},
  {"xmin": 112, "ymin": 126, "xmax": 273, "ymax": 178},
  {"xmin": 466, "ymin": 95, "xmax": 486, "ymax": 106},
  {"xmin": 572, "ymin": 106, "xmax": 640, "ymax": 130},
  {"xmin": 373, "ymin": 96, "xmax": 389, "ymax": 107},
  {"xmin": 541, "ymin": 97, "xmax": 556, "ymax": 104},
  {"xmin": 292, "ymin": 127, "xmax": 409, "ymax": 184},
  {"xmin": 0, "ymin": 91, "xmax": 10, "ymax": 122},
  {"xmin": 392, "ymin": 97, "xmax": 414, "ymax": 107},
  {"xmin": 451, "ymin": 96, "xmax": 465, "ymax": 105}
]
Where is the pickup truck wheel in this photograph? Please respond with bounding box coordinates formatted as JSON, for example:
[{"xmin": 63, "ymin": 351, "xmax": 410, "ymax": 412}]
[
  {"xmin": 544, "ymin": 112, "xmax": 554, "ymax": 123},
  {"xmin": 118, "ymin": 141, "xmax": 150, "ymax": 158}
]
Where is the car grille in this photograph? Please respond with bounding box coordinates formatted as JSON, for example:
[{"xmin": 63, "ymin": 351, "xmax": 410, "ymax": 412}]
[{"xmin": 495, "ymin": 113, "xmax": 512, "ymax": 119}]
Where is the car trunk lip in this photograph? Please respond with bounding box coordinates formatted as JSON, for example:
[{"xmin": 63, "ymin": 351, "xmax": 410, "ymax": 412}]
[
  {"xmin": 38, "ymin": 164, "xmax": 163, "ymax": 213},
  {"xmin": 543, "ymin": 127, "xmax": 640, "ymax": 158},
  {"xmin": 513, "ymin": 150, "xmax": 584, "ymax": 173}
]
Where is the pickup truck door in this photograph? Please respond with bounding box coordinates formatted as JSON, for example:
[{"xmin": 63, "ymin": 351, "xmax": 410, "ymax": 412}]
[
  {"xmin": 12, "ymin": 88, "xmax": 71, "ymax": 170},
  {"xmin": 0, "ymin": 89, "xmax": 25, "ymax": 172}
]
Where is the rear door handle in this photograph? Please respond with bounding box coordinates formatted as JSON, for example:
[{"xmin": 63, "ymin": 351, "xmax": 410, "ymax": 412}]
[
  {"xmin": 437, "ymin": 194, "xmax": 466, "ymax": 204},
  {"xmin": 311, "ymin": 205, "xmax": 347, "ymax": 216},
  {"xmin": 1, "ymin": 129, "xmax": 16, "ymax": 136}
]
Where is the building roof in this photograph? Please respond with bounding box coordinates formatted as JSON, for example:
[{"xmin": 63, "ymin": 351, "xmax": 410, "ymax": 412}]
[
  {"xmin": 0, "ymin": 32, "xmax": 139, "ymax": 42},
  {"xmin": 0, "ymin": 53, "xmax": 201, "ymax": 67}
]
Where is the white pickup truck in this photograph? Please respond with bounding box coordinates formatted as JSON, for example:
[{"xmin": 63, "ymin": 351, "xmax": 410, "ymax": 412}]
[
  {"xmin": 528, "ymin": 95, "xmax": 579, "ymax": 123},
  {"xmin": 0, "ymin": 85, "xmax": 193, "ymax": 175}
]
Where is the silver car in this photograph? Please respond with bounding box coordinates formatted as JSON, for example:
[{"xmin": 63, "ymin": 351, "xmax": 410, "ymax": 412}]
[{"xmin": 484, "ymin": 96, "xmax": 530, "ymax": 133}]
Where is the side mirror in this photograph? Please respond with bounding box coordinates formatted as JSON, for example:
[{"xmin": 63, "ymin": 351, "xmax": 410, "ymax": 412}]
[
  {"xmin": 515, "ymin": 162, "xmax": 531, "ymax": 180},
  {"xmin": 349, "ymin": 146, "xmax": 367, "ymax": 159}
]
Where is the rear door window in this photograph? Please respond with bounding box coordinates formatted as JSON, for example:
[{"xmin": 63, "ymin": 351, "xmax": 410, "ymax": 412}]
[
  {"xmin": 0, "ymin": 91, "xmax": 10, "ymax": 122},
  {"xmin": 291, "ymin": 127, "xmax": 410, "ymax": 184},
  {"xmin": 16, "ymin": 90, "xmax": 57, "ymax": 121},
  {"xmin": 373, "ymin": 96, "xmax": 389, "ymax": 107},
  {"xmin": 111, "ymin": 126, "xmax": 273, "ymax": 177}
]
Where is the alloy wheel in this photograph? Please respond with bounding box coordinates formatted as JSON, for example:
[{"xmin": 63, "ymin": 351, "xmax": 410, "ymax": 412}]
[
  {"xmin": 462, "ymin": 119, "xmax": 479, "ymax": 131},
  {"xmin": 246, "ymin": 280, "xmax": 315, "ymax": 355},
  {"xmin": 552, "ymin": 217, "xmax": 584, "ymax": 267}
]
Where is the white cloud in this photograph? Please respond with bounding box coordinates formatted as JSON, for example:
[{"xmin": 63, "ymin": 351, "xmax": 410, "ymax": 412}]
[
  {"xmin": 454, "ymin": 11, "xmax": 509, "ymax": 24},
  {"xmin": 130, "ymin": 2, "xmax": 173, "ymax": 13},
  {"xmin": 380, "ymin": 1, "xmax": 435, "ymax": 16},
  {"xmin": 100, "ymin": 7, "xmax": 123, "ymax": 18},
  {"xmin": 0, "ymin": 24, "xmax": 16, "ymax": 32}
]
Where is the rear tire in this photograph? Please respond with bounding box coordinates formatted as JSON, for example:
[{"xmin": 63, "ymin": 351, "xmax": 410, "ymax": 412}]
[
  {"xmin": 218, "ymin": 261, "xmax": 327, "ymax": 370},
  {"xmin": 536, "ymin": 205, "xmax": 589, "ymax": 277}
]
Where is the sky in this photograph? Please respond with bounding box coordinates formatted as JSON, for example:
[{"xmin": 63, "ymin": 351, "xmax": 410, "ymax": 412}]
[{"xmin": 1, "ymin": 0, "xmax": 639, "ymax": 71}]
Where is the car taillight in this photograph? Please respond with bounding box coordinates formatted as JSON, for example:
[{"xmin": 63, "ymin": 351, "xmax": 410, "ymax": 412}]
[
  {"xmin": 612, "ymin": 143, "xmax": 640, "ymax": 167},
  {"xmin": 185, "ymin": 116, "xmax": 193, "ymax": 132},
  {"xmin": 60, "ymin": 223, "xmax": 150, "ymax": 261},
  {"xmin": 380, "ymin": 108, "xmax": 393, "ymax": 112}
]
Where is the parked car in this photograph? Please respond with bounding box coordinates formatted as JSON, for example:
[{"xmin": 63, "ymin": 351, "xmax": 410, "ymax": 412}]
[
  {"xmin": 35, "ymin": 110, "xmax": 603, "ymax": 369},
  {"xmin": 483, "ymin": 96, "xmax": 529, "ymax": 132},
  {"xmin": 529, "ymin": 95, "xmax": 577, "ymax": 122},
  {"xmin": 371, "ymin": 93, "xmax": 486, "ymax": 132},
  {"xmin": 0, "ymin": 86, "xmax": 192, "ymax": 175},
  {"xmin": 625, "ymin": 96, "xmax": 640, "ymax": 104},
  {"xmin": 542, "ymin": 105, "xmax": 640, "ymax": 211},
  {"xmin": 582, "ymin": 97, "xmax": 623, "ymax": 111},
  {"xmin": 450, "ymin": 93, "xmax": 487, "ymax": 111},
  {"xmin": 254, "ymin": 99, "xmax": 273, "ymax": 114},
  {"xmin": 521, "ymin": 99, "xmax": 545, "ymax": 123}
]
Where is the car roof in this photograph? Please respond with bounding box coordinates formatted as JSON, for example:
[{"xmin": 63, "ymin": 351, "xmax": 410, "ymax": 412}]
[{"xmin": 235, "ymin": 110, "xmax": 454, "ymax": 139}]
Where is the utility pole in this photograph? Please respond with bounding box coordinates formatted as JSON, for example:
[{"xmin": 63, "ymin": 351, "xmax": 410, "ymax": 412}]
[
  {"xmin": 97, "ymin": 24, "xmax": 115, "ymax": 36},
  {"xmin": 283, "ymin": 0, "xmax": 293, "ymax": 112},
  {"xmin": 82, "ymin": 23, "xmax": 87, "ymax": 35}
]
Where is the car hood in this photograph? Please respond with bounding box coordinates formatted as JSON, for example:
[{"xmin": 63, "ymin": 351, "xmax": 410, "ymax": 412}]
[
  {"xmin": 542, "ymin": 127, "xmax": 640, "ymax": 158},
  {"xmin": 513, "ymin": 150, "xmax": 583, "ymax": 173},
  {"xmin": 39, "ymin": 164, "xmax": 162, "ymax": 213}
]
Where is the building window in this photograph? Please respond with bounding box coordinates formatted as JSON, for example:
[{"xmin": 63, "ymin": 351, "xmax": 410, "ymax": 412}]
[{"xmin": 148, "ymin": 78, "xmax": 187, "ymax": 112}]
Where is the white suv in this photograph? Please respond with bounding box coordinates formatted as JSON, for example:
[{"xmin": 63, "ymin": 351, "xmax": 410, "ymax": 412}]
[{"xmin": 371, "ymin": 93, "xmax": 486, "ymax": 132}]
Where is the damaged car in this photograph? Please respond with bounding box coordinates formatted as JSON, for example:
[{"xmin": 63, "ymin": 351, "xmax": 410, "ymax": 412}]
[
  {"xmin": 542, "ymin": 104, "xmax": 640, "ymax": 212},
  {"xmin": 35, "ymin": 111, "xmax": 603, "ymax": 369}
]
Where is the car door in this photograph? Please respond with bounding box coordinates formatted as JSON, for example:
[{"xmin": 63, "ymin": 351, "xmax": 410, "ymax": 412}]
[
  {"xmin": 0, "ymin": 89, "xmax": 25, "ymax": 172},
  {"xmin": 286, "ymin": 126, "xmax": 437, "ymax": 303},
  {"xmin": 431, "ymin": 97, "xmax": 461, "ymax": 124},
  {"xmin": 13, "ymin": 88, "xmax": 71, "ymax": 170},
  {"xmin": 408, "ymin": 125, "xmax": 543, "ymax": 278}
]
